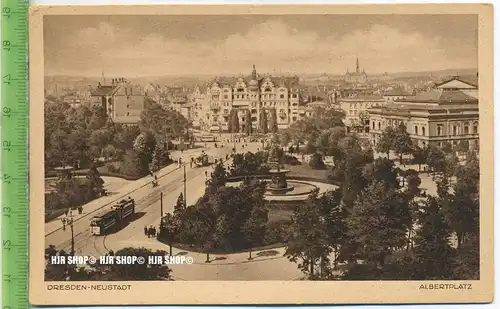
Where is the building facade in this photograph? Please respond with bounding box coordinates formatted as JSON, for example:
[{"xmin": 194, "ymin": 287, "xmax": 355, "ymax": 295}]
[
  {"xmin": 192, "ymin": 65, "xmax": 301, "ymax": 132},
  {"xmin": 368, "ymin": 83, "xmax": 479, "ymax": 149},
  {"xmin": 340, "ymin": 95, "xmax": 385, "ymax": 134},
  {"xmin": 345, "ymin": 57, "xmax": 368, "ymax": 84},
  {"xmin": 90, "ymin": 78, "xmax": 145, "ymax": 124}
]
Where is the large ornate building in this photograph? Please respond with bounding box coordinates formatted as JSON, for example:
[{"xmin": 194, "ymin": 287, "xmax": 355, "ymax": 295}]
[
  {"xmin": 345, "ymin": 57, "xmax": 368, "ymax": 84},
  {"xmin": 368, "ymin": 77, "xmax": 479, "ymax": 149},
  {"xmin": 192, "ymin": 65, "xmax": 302, "ymax": 132}
]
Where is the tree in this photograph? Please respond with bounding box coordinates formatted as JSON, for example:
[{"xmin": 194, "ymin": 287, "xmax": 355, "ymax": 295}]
[
  {"xmin": 120, "ymin": 150, "xmax": 148, "ymax": 178},
  {"xmin": 174, "ymin": 193, "xmax": 186, "ymax": 217},
  {"xmin": 259, "ymin": 109, "xmax": 268, "ymax": 134},
  {"xmin": 133, "ymin": 131, "xmax": 156, "ymax": 170},
  {"xmin": 411, "ymin": 145, "xmax": 428, "ymax": 172},
  {"xmin": 347, "ymin": 182, "xmax": 411, "ymax": 271},
  {"xmin": 230, "ymin": 110, "xmax": 240, "ymax": 134},
  {"xmin": 309, "ymin": 152, "xmax": 326, "ymax": 169},
  {"xmin": 361, "ymin": 157, "xmax": 399, "ymax": 189},
  {"xmin": 426, "ymin": 145, "xmax": 446, "ymax": 174},
  {"xmin": 227, "ymin": 110, "xmax": 234, "ymax": 133},
  {"xmin": 89, "ymin": 129, "xmax": 112, "ymax": 159},
  {"xmin": 393, "ymin": 122, "xmax": 413, "ymax": 164},
  {"xmin": 139, "ymin": 100, "xmax": 189, "ymax": 143},
  {"xmin": 243, "ymin": 205, "xmax": 269, "ymax": 260},
  {"xmin": 376, "ymin": 126, "xmax": 396, "ymax": 158},
  {"xmin": 159, "ymin": 213, "xmax": 178, "ymax": 256},
  {"xmin": 441, "ymin": 142, "xmax": 454, "ymax": 154},
  {"xmin": 244, "ymin": 109, "xmax": 252, "ymax": 135},
  {"xmin": 150, "ymin": 142, "xmax": 171, "ymax": 172},
  {"xmin": 286, "ymin": 189, "xmax": 333, "ymax": 279},
  {"xmin": 409, "ymin": 197, "xmax": 456, "ymax": 279},
  {"xmin": 455, "ymin": 140, "xmax": 470, "ymax": 155},
  {"xmin": 85, "ymin": 165, "xmax": 104, "ymax": 197},
  {"xmin": 443, "ymin": 153, "xmax": 479, "ymax": 250},
  {"xmin": 269, "ymin": 108, "xmax": 278, "ymax": 133},
  {"xmin": 315, "ymin": 127, "xmax": 346, "ymax": 156},
  {"xmin": 207, "ymin": 162, "xmax": 227, "ymax": 188}
]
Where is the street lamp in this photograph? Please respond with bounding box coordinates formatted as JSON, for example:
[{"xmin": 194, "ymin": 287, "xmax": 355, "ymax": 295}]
[{"xmin": 64, "ymin": 215, "xmax": 75, "ymax": 256}]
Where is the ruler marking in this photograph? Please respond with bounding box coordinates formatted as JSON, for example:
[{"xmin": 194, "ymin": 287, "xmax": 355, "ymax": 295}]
[{"xmin": 1, "ymin": 0, "xmax": 29, "ymax": 308}]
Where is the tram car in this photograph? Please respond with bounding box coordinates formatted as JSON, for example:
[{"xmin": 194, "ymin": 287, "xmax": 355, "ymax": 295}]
[{"xmin": 90, "ymin": 198, "xmax": 135, "ymax": 236}]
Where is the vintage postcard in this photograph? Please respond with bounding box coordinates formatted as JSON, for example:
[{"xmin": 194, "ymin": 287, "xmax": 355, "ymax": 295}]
[{"xmin": 29, "ymin": 4, "xmax": 494, "ymax": 306}]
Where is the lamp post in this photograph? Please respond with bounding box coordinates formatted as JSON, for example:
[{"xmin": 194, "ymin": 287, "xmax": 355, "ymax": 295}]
[
  {"xmin": 183, "ymin": 164, "xmax": 187, "ymax": 206},
  {"xmin": 65, "ymin": 215, "xmax": 75, "ymax": 256}
]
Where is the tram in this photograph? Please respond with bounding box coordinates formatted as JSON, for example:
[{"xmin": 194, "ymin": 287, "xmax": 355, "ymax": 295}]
[{"xmin": 90, "ymin": 198, "xmax": 135, "ymax": 236}]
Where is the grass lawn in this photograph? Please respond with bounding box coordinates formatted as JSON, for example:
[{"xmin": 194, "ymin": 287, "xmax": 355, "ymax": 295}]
[{"xmin": 286, "ymin": 163, "xmax": 331, "ymax": 180}]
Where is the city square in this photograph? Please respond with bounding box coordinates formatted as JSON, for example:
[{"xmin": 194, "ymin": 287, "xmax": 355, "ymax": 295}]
[{"xmin": 43, "ymin": 14, "xmax": 480, "ymax": 282}]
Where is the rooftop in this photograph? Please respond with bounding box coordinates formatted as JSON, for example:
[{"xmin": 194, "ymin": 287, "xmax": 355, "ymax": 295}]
[{"xmin": 398, "ymin": 89, "xmax": 478, "ymax": 104}]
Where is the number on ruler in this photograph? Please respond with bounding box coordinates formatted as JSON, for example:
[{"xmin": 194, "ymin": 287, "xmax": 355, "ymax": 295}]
[
  {"xmin": 3, "ymin": 74, "xmax": 11, "ymax": 85},
  {"xmin": 3, "ymin": 173, "xmax": 11, "ymax": 184},
  {"xmin": 3, "ymin": 107, "xmax": 11, "ymax": 117},
  {"xmin": 3, "ymin": 274, "xmax": 11, "ymax": 283},
  {"xmin": 3, "ymin": 140, "xmax": 11, "ymax": 151},
  {"xmin": 3, "ymin": 40, "xmax": 10, "ymax": 51},
  {"xmin": 3, "ymin": 207, "xmax": 11, "ymax": 218},
  {"xmin": 3, "ymin": 240, "xmax": 11, "ymax": 251},
  {"xmin": 2, "ymin": 6, "xmax": 10, "ymax": 18}
]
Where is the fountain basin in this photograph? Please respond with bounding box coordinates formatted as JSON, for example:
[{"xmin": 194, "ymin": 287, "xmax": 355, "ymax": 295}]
[{"xmin": 265, "ymin": 183, "xmax": 295, "ymax": 195}]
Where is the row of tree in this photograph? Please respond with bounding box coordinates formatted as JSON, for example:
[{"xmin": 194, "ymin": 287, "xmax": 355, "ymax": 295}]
[
  {"xmin": 159, "ymin": 163, "xmax": 272, "ymax": 260},
  {"xmin": 285, "ymin": 133, "xmax": 479, "ymax": 280},
  {"xmin": 45, "ymin": 166, "xmax": 105, "ymax": 212},
  {"xmin": 227, "ymin": 108, "xmax": 279, "ymax": 135}
]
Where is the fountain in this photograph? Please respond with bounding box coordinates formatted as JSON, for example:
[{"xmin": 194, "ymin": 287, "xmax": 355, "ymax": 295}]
[
  {"xmin": 265, "ymin": 143, "xmax": 295, "ymax": 195},
  {"xmin": 266, "ymin": 167, "xmax": 295, "ymax": 195}
]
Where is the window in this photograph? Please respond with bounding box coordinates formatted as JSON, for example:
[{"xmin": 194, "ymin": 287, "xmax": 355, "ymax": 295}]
[
  {"xmin": 224, "ymin": 95, "xmax": 228, "ymax": 99},
  {"xmin": 280, "ymin": 94, "xmax": 284, "ymax": 99},
  {"xmin": 292, "ymin": 116, "xmax": 297, "ymax": 121},
  {"xmin": 437, "ymin": 125, "xmax": 443, "ymax": 136},
  {"xmin": 126, "ymin": 112, "xmax": 130, "ymax": 116},
  {"xmin": 414, "ymin": 126, "xmax": 418, "ymax": 135},
  {"xmin": 126, "ymin": 104, "xmax": 130, "ymax": 108},
  {"xmin": 421, "ymin": 126, "xmax": 426, "ymax": 136},
  {"xmin": 473, "ymin": 122, "xmax": 478, "ymax": 134},
  {"xmin": 464, "ymin": 124, "xmax": 469, "ymax": 134},
  {"xmin": 378, "ymin": 122, "xmax": 381, "ymax": 130},
  {"xmin": 372, "ymin": 121, "xmax": 375, "ymax": 130},
  {"xmin": 453, "ymin": 125, "xmax": 458, "ymax": 136}
]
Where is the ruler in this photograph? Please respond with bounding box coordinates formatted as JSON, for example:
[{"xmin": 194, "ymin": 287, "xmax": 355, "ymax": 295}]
[{"xmin": 1, "ymin": 0, "xmax": 29, "ymax": 308}]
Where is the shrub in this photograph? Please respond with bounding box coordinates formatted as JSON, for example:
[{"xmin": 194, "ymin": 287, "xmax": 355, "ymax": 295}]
[
  {"xmin": 120, "ymin": 150, "xmax": 149, "ymax": 178},
  {"xmin": 264, "ymin": 220, "xmax": 291, "ymax": 245},
  {"xmin": 309, "ymin": 152, "xmax": 326, "ymax": 169}
]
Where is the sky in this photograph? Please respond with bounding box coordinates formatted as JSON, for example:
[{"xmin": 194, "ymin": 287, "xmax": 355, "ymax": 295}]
[{"xmin": 44, "ymin": 15, "xmax": 478, "ymax": 77}]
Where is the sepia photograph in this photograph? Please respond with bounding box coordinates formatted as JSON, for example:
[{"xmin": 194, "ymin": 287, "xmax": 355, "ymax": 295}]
[{"xmin": 29, "ymin": 4, "xmax": 493, "ymax": 306}]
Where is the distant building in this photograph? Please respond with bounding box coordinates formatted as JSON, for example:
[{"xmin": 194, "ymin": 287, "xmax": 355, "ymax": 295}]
[
  {"xmin": 345, "ymin": 57, "xmax": 368, "ymax": 84},
  {"xmin": 368, "ymin": 88, "xmax": 479, "ymax": 149},
  {"xmin": 90, "ymin": 78, "xmax": 145, "ymax": 124},
  {"xmin": 434, "ymin": 75, "xmax": 478, "ymax": 99},
  {"xmin": 340, "ymin": 95, "xmax": 385, "ymax": 134},
  {"xmin": 382, "ymin": 88, "xmax": 412, "ymax": 104}
]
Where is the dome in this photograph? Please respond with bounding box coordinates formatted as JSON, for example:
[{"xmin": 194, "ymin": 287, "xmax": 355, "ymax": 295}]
[
  {"xmin": 237, "ymin": 77, "xmax": 244, "ymax": 83},
  {"xmin": 249, "ymin": 79, "xmax": 258, "ymax": 86}
]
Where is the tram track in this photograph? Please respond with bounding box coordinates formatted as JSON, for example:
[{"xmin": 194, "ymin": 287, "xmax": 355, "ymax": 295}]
[{"xmin": 55, "ymin": 155, "xmax": 232, "ymax": 255}]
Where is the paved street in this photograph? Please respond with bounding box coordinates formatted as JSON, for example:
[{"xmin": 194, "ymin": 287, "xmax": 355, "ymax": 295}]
[{"xmin": 43, "ymin": 141, "xmax": 308, "ymax": 280}]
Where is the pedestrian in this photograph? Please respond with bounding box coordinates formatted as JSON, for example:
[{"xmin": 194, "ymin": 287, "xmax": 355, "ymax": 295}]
[
  {"xmin": 144, "ymin": 226, "xmax": 148, "ymax": 236},
  {"xmin": 62, "ymin": 218, "xmax": 66, "ymax": 231},
  {"xmin": 153, "ymin": 227, "xmax": 157, "ymax": 237},
  {"xmin": 65, "ymin": 209, "xmax": 69, "ymax": 217},
  {"xmin": 205, "ymin": 170, "xmax": 208, "ymax": 177}
]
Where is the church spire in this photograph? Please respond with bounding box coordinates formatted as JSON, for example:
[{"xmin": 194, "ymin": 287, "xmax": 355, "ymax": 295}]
[
  {"xmin": 356, "ymin": 57, "xmax": 360, "ymax": 73},
  {"xmin": 251, "ymin": 64, "xmax": 257, "ymax": 80}
]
